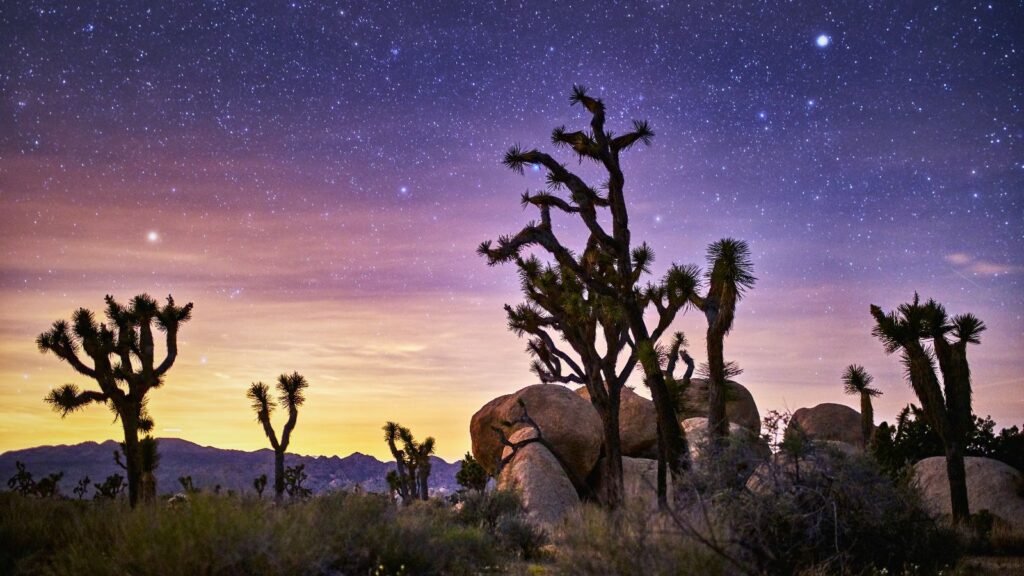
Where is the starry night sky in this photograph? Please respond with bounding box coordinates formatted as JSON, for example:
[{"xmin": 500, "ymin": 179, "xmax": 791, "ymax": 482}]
[{"xmin": 1, "ymin": 1, "xmax": 1021, "ymax": 460}]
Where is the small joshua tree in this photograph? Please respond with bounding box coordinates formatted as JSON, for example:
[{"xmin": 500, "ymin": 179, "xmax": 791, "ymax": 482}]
[
  {"xmin": 688, "ymin": 239, "xmax": 756, "ymax": 439},
  {"xmin": 870, "ymin": 294, "xmax": 985, "ymax": 523},
  {"xmin": 7, "ymin": 461, "xmax": 35, "ymax": 496},
  {"xmin": 456, "ymin": 452, "xmax": 488, "ymax": 493},
  {"xmin": 655, "ymin": 332, "xmax": 695, "ymax": 508},
  {"xmin": 384, "ymin": 422, "xmax": 413, "ymax": 501},
  {"xmin": 842, "ymin": 364, "xmax": 882, "ymax": 448},
  {"xmin": 247, "ymin": 372, "xmax": 309, "ymax": 501},
  {"xmin": 34, "ymin": 471, "xmax": 64, "ymax": 498},
  {"xmin": 383, "ymin": 422, "xmax": 435, "ymax": 502},
  {"xmin": 94, "ymin": 473, "xmax": 126, "ymax": 499},
  {"xmin": 37, "ymin": 293, "xmax": 193, "ymax": 507},
  {"xmin": 480, "ymin": 85, "xmax": 702, "ymax": 507},
  {"xmin": 73, "ymin": 476, "xmax": 91, "ymax": 499},
  {"xmin": 177, "ymin": 475, "xmax": 196, "ymax": 493},
  {"xmin": 253, "ymin": 474, "xmax": 268, "ymax": 499},
  {"xmin": 283, "ymin": 464, "xmax": 311, "ymax": 498}
]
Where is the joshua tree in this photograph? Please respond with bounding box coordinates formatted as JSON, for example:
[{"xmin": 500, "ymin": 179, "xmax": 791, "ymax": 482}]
[
  {"xmin": 655, "ymin": 332, "xmax": 695, "ymax": 508},
  {"xmin": 383, "ymin": 422, "xmax": 434, "ymax": 502},
  {"xmin": 842, "ymin": 364, "xmax": 882, "ymax": 448},
  {"xmin": 384, "ymin": 421, "xmax": 413, "ymax": 501},
  {"xmin": 283, "ymin": 464, "xmax": 311, "ymax": 498},
  {"xmin": 34, "ymin": 471, "xmax": 64, "ymax": 498},
  {"xmin": 414, "ymin": 436, "xmax": 436, "ymax": 500},
  {"xmin": 37, "ymin": 294, "xmax": 193, "ymax": 508},
  {"xmin": 116, "ymin": 435, "xmax": 160, "ymax": 503},
  {"xmin": 479, "ymin": 85, "xmax": 701, "ymax": 507},
  {"xmin": 247, "ymin": 372, "xmax": 309, "ymax": 501},
  {"xmin": 253, "ymin": 474, "xmax": 268, "ymax": 499},
  {"xmin": 688, "ymin": 239, "xmax": 756, "ymax": 439},
  {"xmin": 870, "ymin": 294, "xmax": 985, "ymax": 523},
  {"xmin": 73, "ymin": 476, "xmax": 92, "ymax": 499},
  {"xmin": 7, "ymin": 461, "xmax": 36, "ymax": 496},
  {"xmin": 95, "ymin": 473, "xmax": 126, "ymax": 499},
  {"xmin": 456, "ymin": 452, "xmax": 488, "ymax": 493},
  {"xmin": 177, "ymin": 475, "xmax": 196, "ymax": 493}
]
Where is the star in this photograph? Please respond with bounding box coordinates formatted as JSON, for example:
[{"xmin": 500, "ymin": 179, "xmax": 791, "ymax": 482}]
[
  {"xmin": 147, "ymin": 231, "xmax": 160, "ymax": 243},
  {"xmin": 816, "ymin": 34, "xmax": 830, "ymax": 48}
]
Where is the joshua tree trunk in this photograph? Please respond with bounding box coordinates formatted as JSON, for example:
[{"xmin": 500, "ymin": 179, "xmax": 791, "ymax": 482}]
[
  {"xmin": 418, "ymin": 470, "xmax": 429, "ymax": 501},
  {"xmin": 626, "ymin": 308, "xmax": 691, "ymax": 494},
  {"xmin": 597, "ymin": 388, "xmax": 625, "ymax": 508},
  {"xmin": 944, "ymin": 439, "xmax": 969, "ymax": 521},
  {"xmin": 706, "ymin": 325, "xmax": 728, "ymax": 439},
  {"xmin": 120, "ymin": 407, "xmax": 142, "ymax": 507},
  {"xmin": 274, "ymin": 449, "xmax": 285, "ymax": 500},
  {"xmin": 859, "ymin": 392, "xmax": 874, "ymax": 448}
]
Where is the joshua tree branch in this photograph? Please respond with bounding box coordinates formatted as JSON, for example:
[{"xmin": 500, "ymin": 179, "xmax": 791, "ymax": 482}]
[
  {"xmin": 44, "ymin": 384, "xmax": 108, "ymax": 417},
  {"xmin": 479, "ymin": 225, "xmax": 616, "ymax": 298}
]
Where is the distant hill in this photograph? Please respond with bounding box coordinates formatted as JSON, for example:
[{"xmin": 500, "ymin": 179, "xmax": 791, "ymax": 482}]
[{"xmin": 0, "ymin": 438, "xmax": 461, "ymax": 497}]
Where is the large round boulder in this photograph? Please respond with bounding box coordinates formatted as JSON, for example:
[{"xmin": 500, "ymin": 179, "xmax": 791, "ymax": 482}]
[
  {"xmin": 576, "ymin": 386, "xmax": 658, "ymax": 457},
  {"xmin": 620, "ymin": 456, "xmax": 674, "ymax": 511},
  {"xmin": 497, "ymin": 433, "xmax": 580, "ymax": 529},
  {"xmin": 678, "ymin": 379, "xmax": 761, "ymax": 432},
  {"xmin": 790, "ymin": 403, "xmax": 863, "ymax": 449},
  {"xmin": 681, "ymin": 417, "xmax": 751, "ymax": 462},
  {"xmin": 469, "ymin": 393, "xmax": 512, "ymax": 474},
  {"xmin": 470, "ymin": 384, "xmax": 603, "ymax": 487},
  {"xmin": 913, "ymin": 456, "xmax": 1024, "ymax": 532}
]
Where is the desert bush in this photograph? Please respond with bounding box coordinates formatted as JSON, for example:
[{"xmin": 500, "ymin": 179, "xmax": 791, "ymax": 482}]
[
  {"xmin": 0, "ymin": 490, "xmax": 510, "ymax": 575},
  {"xmin": 553, "ymin": 502, "xmax": 724, "ymax": 575},
  {"xmin": 455, "ymin": 489, "xmax": 547, "ymax": 560},
  {"xmin": 674, "ymin": 444, "xmax": 961, "ymax": 575}
]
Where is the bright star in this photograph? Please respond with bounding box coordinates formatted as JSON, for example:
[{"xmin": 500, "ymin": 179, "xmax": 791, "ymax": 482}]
[
  {"xmin": 147, "ymin": 231, "xmax": 159, "ymax": 242},
  {"xmin": 816, "ymin": 34, "xmax": 830, "ymax": 48}
]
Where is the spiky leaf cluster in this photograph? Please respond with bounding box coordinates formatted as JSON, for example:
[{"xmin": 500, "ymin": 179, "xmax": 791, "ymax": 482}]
[
  {"xmin": 38, "ymin": 294, "xmax": 193, "ymax": 426},
  {"xmin": 843, "ymin": 364, "xmax": 881, "ymax": 397}
]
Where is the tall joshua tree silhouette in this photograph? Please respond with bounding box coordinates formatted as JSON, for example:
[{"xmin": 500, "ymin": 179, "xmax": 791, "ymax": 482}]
[
  {"xmin": 842, "ymin": 364, "xmax": 882, "ymax": 448},
  {"xmin": 247, "ymin": 372, "xmax": 309, "ymax": 501},
  {"xmin": 870, "ymin": 294, "xmax": 985, "ymax": 523},
  {"xmin": 688, "ymin": 239, "xmax": 756, "ymax": 439},
  {"xmin": 38, "ymin": 293, "xmax": 193, "ymax": 508},
  {"xmin": 479, "ymin": 85, "xmax": 701, "ymax": 507}
]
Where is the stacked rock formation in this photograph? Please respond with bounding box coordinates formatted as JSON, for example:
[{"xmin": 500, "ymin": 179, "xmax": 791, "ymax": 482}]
[{"xmin": 469, "ymin": 382, "xmax": 761, "ymax": 527}]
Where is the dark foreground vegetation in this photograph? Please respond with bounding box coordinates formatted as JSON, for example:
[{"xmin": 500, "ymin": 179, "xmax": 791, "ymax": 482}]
[{"xmin": 3, "ymin": 447, "xmax": 1022, "ymax": 576}]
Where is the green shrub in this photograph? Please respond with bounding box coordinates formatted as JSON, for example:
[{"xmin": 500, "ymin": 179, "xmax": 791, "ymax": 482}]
[
  {"xmin": 456, "ymin": 489, "xmax": 548, "ymax": 560},
  {"xmin": 553, "ymin": 503, "xmax": 723, "ymax": 576},
  {"xmin": 0, "ymin": 490, "xmax": 509, "ymax": 576},
  {"xmin": 691, "ymin": 447, "xmax": 961, "ymax": 575}
]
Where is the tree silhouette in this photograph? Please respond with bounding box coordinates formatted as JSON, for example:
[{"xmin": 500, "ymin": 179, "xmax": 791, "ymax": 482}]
[
  {"xmin": 456, "ymin": 452, "xmax": 488, "ymax": 493},
  {"xmin": 246, "ymin": 372, "xmax": 309, "ymax": 501},
  {"xmin": 116, "ymin": 435, "xmax": 160, "ymax": 503},
  {"xmin": 7, "ymin": 461, "xmax": 35, "ymax": 496},
  {"xmin": 283, "ymin": 464, "xmax": 311, "ymax": 498},
  {"xmin": 253, "ymin": 474, "xmax": 268, "ymax": 499},
  {"xmin": 688, "ymin": 239, "xmax": 756, "ymax": 439},
  {"xmin": 479, "ymin": 85, "xmax": 701, "ymax": 507},
  {"xmin": 657, "ymin": 332, "xmax": 694, "ymax": 508},
  {"xmin": 73, "ymin": 476, "xmax": 91, "ymax": 500},
  {"xmin": 94, "ymin": 473, "xmax": 126, "ymax": 499},
  {"xmin": 177, "ymin": 475, "xmax": 196, "ymax": 493},
  {"xmin": 842, "ymin": 364, "xmax": 882, "ymax": 448},
  {"xmin": 383, "ymin": 422, "xmax": 434, "ymax": 502},
  {"xmin": 384, "ymin": 421, "xmax": 413, "ymax": 501},
  {"xmin": 870, "ymin": 294, "xmax": 985, "ymax": 523},
  {"xmin": 37, "ymin": 293, "xmax": 193, "ymax": 508}
]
